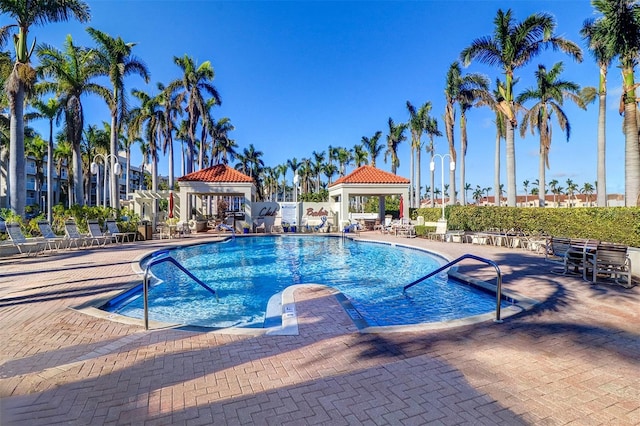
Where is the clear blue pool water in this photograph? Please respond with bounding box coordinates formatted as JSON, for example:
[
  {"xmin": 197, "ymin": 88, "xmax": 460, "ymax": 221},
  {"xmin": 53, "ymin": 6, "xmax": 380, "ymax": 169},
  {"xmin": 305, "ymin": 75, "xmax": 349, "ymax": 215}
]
[{"xmin": 103, "ymin": 236, "xmax": 503, "ymax": 328}]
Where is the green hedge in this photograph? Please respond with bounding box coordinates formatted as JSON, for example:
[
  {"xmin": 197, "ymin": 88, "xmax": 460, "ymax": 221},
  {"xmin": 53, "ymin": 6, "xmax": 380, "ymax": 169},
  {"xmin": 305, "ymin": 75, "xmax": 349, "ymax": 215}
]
[{"xmin": 411, "ymin": 206, "xmax": 640, "ymax": 247}]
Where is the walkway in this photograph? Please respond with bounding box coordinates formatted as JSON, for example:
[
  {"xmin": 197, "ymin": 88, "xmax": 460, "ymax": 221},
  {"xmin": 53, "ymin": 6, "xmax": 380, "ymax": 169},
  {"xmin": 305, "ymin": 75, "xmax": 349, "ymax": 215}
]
[{"xmin": 0, "ymin": 232, "xmax": 638, "ymax": 425}]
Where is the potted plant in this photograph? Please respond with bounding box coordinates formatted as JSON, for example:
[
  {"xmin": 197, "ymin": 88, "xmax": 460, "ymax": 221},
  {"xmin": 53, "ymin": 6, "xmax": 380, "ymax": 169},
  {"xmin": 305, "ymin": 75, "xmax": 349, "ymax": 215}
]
[{"xmin": 241, "ymin": 221, "xmax": 251, "ymax": 234}]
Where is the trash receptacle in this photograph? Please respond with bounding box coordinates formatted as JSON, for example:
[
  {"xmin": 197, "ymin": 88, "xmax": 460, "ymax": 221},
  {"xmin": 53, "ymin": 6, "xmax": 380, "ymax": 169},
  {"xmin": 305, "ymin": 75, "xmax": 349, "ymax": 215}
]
[{"xmin": 138, "ymin": 221, "xmax": 153, "ymax": 241}]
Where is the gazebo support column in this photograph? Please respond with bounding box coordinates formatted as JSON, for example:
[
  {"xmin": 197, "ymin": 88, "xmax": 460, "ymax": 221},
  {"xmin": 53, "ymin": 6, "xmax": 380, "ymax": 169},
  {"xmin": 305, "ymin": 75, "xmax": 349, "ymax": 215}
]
[{"xmin": 378, "ymin": 195, "xmax": 385, "ymax": 224}]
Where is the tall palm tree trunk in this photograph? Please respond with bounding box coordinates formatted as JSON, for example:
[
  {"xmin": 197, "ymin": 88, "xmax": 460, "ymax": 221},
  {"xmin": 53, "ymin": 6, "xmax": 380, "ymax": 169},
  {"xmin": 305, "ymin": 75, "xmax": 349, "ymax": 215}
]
[
  {"xmin": 459, "ymin": 112, "xmax": 468, "ymax": 206},
  {"xmin": 9, "ymin": 85, "xmax": 26, "ymax": 216},
  {"xmin": 168, "ymin": 135, "xmax": 175, "ymax": 189},
  {"xmin": 621, "ymin": 64, "xmax": 640, "ymax": 206},
  {"xmin": 596, "ymin": 87, "xmax": 607, "ymax": 207},
  {"xmin": 505, "ymin": 120, "xmax": 517, "ymax": 206},
  {"xmin": 110, "ymin": 114, "xmax": 119, "ymax": 210},
  {"xmin": 623, "ymin": 100, "xmax": 640, "ymax": 206},
  {"xmin": 409, "ymin": 146, "xmax": 415, "ymax": 207},
  {"xmin": 416, "ymin": 149, "xmax": 422, "ymax": 208},
  {"xmin": 494, "ymin": 132, "xmax": 501, "ymax": 207},
  {"xmin": 47, "ymin": 121, "xmax": 54, "ymax": 223}
]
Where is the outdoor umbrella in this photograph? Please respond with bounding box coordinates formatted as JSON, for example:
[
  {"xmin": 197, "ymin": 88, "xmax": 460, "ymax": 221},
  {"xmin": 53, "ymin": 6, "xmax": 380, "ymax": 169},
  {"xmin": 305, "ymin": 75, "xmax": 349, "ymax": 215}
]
[
  {"xmin": 399, "ymin": 195, "xmax": 404, "ymax": 219},
  {"xmin": 168, "ymin": 191, "xmax": 174, "ymax": 219}
]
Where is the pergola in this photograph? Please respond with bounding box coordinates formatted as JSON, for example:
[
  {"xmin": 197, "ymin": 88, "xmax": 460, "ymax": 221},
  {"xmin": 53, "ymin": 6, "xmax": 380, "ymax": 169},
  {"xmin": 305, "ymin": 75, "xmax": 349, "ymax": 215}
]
[
  {"xmin": 177, "ymin": 165, "xmax": 256, "ymax": 225},
  {"xmin": 328, "ymin": 165, "xmax": 410, "ymax": 226}
]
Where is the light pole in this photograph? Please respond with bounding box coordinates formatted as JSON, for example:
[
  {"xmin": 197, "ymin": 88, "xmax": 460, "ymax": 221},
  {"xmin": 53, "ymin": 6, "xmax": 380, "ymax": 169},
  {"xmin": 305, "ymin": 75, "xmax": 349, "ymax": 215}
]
[
  {"xmin": 293, "ymin": 173, "xmax": 299, "ymax": 203},
  {"xmin": 91, "ymin": 154, "xmax": 122, "ymax": 208},
  {"xmin": 430, "ymin": 154, "xmax": 455, "ymax": 220}
]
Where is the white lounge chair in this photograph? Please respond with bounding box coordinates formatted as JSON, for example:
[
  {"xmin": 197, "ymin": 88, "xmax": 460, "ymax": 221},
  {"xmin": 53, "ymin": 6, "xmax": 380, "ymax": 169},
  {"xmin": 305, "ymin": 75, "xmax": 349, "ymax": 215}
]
[
  {"xmin": 6, "ymin": 223, "xmax": 46, "ymax": 256},
  {"xmin": 271, "ymin": 216, "xmax": 284, "ymax": 233},
  {"xmin": 427, "ymin": 220, "xmax": 447, "ymax": 241},
  {"xmin": 87, "ymin": 220, "xmax": 110, "ymax": 247},
  {"xmin": 106, "ymin": 220, "xmax": 136, "ymax": 243},
  {"xmin": 37, "ymin": 220, "xmax": 68, "ymax": 250},
  {"xmin": 64, "ymin": 220, "xmax": 91, "ymax": 248}
]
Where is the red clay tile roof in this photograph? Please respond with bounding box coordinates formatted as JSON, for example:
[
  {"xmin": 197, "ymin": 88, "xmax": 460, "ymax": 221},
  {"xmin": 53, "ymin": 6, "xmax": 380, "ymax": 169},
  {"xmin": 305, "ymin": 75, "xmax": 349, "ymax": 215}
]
[
  {"xmin": 177, "ymin": 165, "xmax": 254, "ymax": 183},
  {"xmin": 330, "ymin": 165, "xmax": 410, "ymax": 186}
]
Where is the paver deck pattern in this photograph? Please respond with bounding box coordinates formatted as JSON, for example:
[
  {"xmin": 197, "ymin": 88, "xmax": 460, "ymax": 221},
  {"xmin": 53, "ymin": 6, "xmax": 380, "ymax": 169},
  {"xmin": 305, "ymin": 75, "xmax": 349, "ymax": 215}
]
[{"xmin": 0, "ymin": 232, "xmax": 638, "ymax": 425}]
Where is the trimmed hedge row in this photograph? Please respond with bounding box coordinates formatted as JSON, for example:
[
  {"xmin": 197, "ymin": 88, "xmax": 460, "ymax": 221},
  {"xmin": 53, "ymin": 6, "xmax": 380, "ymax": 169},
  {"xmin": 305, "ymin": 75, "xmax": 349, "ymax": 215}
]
[{"xmin": 411, "ymin": 206, "xmax": 640, "ymax": 247}]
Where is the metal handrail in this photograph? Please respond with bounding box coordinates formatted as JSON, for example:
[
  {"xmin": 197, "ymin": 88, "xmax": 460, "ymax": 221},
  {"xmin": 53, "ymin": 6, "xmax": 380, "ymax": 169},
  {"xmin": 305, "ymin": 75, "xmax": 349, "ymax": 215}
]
[
  {"xmin": 216, "ymin": 223, "xmax": 236, "ymax": 238},
  {"xmin": 143, "ymin": 250, "xmax": 218, "ymax": 330},
  {"xmin": 403, "ymin": 253, "xmax": 504, "ymax": 323}
]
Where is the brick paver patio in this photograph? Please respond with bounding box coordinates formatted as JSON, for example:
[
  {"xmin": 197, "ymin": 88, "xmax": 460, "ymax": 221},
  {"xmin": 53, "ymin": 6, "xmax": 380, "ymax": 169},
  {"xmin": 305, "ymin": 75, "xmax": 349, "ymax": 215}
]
[{"xmin": 0, "ymin": 232, "xmax": 638, "ymax": 425}]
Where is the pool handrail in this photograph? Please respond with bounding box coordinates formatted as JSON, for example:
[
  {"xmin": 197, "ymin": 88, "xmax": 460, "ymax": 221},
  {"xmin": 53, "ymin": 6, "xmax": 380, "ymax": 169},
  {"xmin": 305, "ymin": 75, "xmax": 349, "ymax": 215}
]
[
  {"xmin": 216, "ymin": 223, "xmax": 235, "ymax": 237},
  {"xmin": 403, "ymin": 253, "xmax": 503, "ymax": 323},
  {"xmin": 143, "ymin": 250, "xmax": 219, "ymax": 330}
]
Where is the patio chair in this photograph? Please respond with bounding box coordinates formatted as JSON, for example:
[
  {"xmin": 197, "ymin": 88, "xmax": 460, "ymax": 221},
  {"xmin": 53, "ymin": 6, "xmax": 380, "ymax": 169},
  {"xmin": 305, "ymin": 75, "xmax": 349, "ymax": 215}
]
[
  {"xmin": 254, "ymin": 220, "xmax": 267, "ymax": 234},
  {"xmin": 64, "ymin": 220, "xmax": 91, "ymax": 248},
  {"xmin": 585, "ymin": 242, "xmax": 633, "ymax": 288},
  {"xmin": 87, "ymin": 220, "xmax": 111, "ymax": 247},
  {"xmin": 562, "ymin": 238, "xmax": 599, "ymax": 278},
  {"xmin": 427, "ymin": 220, "xmax": 447, "ymax": 241},
  {"xmin": 106, "ymin": 220, "xmax": 136, "ymax": 243},
  {"xmin": 271, "ymin": 216, "xmax": 284, "ymax": 233},
  {"xmin": 545, "ymin": 236, "xmax": 572, "ymax": 264},
  {"xmin": 6, "ymin": 223, "xmax": 46, "ymax": 256},
  {"xmin": 398, "ymin": 218, "xmax": 416, "ymax": 238},
  {"xmin": 37, "ymin": 220, "xmax": 68, "ymax": 250}
]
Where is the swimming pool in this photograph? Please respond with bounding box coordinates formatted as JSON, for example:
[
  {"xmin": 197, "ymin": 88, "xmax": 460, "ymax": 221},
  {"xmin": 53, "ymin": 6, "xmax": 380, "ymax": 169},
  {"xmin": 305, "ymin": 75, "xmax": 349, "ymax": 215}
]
[{"xmin": 103, "ymin": 236, "xmax": 506, "ymax": 329}]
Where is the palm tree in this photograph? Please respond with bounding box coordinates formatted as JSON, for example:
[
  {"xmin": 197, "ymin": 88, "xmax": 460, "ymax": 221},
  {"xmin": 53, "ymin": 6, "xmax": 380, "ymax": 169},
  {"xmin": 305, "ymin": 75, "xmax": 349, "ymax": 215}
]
[
  {"xmin": 87, "ymin": 27, "xmax": 150, "ymax": 210},
  {"xmin": 129, "ymin": 89, "xmax": 164, "ymax": 193},
  {"xmin": 588, "ymin": 0, "xmax": 640, "ymax": 206},
  {"xmin": 37, "ymin": 35, "xmax": 105, "ymax": 206},
  {"xmin": 407, "ymin": 101, "xmax": 433, "ymax": 208},
  {"xmin": 581, "ymin": 13, "xmax": 615, "ymax": 207},
  {"xmin": 168, "ymin": 55, "xmax": 221, "ymax": 175},
  {"xmin": 485, "ymin": 78, "xmax": 509, "ymax": 207},
  {"xmin": 335, "ymin": 147, "xmax": 352, "ymax": 176},
  {"xmin": 28, "ymin": 97, "xmax": 62, "ymax": 222},
  {"xmin": 157, "ymin": 82, "xmax": 181, "ymax": 189},
  {"xmin": 311, "ymin": 150, "xmax": 325, "ymax": 193},
  {"xmin": 455, "ymin": 67, "xmax": 490, "ymax": 206},
  {"xmin": 473, "ymin": 186, "xmax": 483, "ymax": 204},
  {"xmin": 549, "ymin": 179, "xmax": 559, "ymax": 206},
  {"xmin": 461, "ymin": 8, "xmax": 583, "ymax": 206},
  {"xmin": 517, "ymin": 62, "xmax": 585, "ymax": 208},
  {"xmin": 566, "ymin": 178, "xmax": 579, "ymax": 207},
  {"xmin": 1, "ymin": 0, "xmax": 89, "ymax": 216},
  {"xmin": 353, "ymin": 144, "xmax": 368, "ymax": 167},
  {"xmin": 323, "ymin": 163, "xmax": 337, "ymax": 186},
  {"xmin": 361, "ymin": 131, "xmax": 383, "ymax": 167},
  {"xmin": 443, "ymin": 62, "xmax": 459, "ymax": 205},
  {"xmin": 122, "ymin": 133, "xmax": 142, "ymax": 197},
  {"xmin": 384, "ymin": 117, "xmax": 407, "ymax": 174},
  {"xmin": 424, "ymin": 116, "xmax": 442, "ymax": 208},
  {"xmin": 53, "ymin": 135, "xmax": 72, "ymax": 206},
  {"xmin": 523, "ymin": 179, "xmax": 530, "ymax": 205},
  {"xmin": 83, "ymin": 124, "xmax": 109, "ymax": 206},
  {"xmin": 25, "ymin": 134, "xmax": 47, "ymax": 211},
  {"xmin": 210, "ymin": 117, "xmax": 235, "ymax": 165},
  {"xmin": 581, "ymin": 182, "xmax": 595, "ymax": 206}
]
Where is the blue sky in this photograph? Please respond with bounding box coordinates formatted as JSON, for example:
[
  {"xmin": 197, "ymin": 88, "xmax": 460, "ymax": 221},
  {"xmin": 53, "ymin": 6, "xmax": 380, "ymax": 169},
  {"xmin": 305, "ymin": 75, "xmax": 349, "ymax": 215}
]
[{"xmin": 25, "ymin": 0, "xmax": 626, "ymax": 194}]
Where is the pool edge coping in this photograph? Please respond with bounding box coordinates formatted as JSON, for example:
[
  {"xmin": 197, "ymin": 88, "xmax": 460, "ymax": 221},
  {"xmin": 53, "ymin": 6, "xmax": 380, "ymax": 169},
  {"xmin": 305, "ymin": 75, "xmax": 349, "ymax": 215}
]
[{"xmin": 73, "ymin": 235, "xmax": 540, "ymax": 336}]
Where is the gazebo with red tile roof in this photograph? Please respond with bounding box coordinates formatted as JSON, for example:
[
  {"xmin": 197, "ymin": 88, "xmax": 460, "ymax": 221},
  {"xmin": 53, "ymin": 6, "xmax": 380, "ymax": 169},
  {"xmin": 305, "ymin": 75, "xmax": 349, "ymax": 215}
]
[
  {"xmin": 177, "ymin": 164, "xmax": 256, "ymax": 225},
  {"xmin": 328, "ymin": 165, "xmax": 410, "ymax": 226}
]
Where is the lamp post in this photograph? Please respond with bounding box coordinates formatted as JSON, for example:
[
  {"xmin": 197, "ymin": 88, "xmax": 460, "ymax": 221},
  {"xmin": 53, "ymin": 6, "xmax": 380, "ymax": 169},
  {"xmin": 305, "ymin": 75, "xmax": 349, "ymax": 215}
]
[
  {"xmin": 91, "ymin": 154, "xmax": 122, "ymax": 208},
  {"xmin": 430, "ymin": 154, "xmax": 455, "ymax": 220},
  {"xmin": 293, "ymin": 173, "xmax": 299, "ymax": 203}
]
